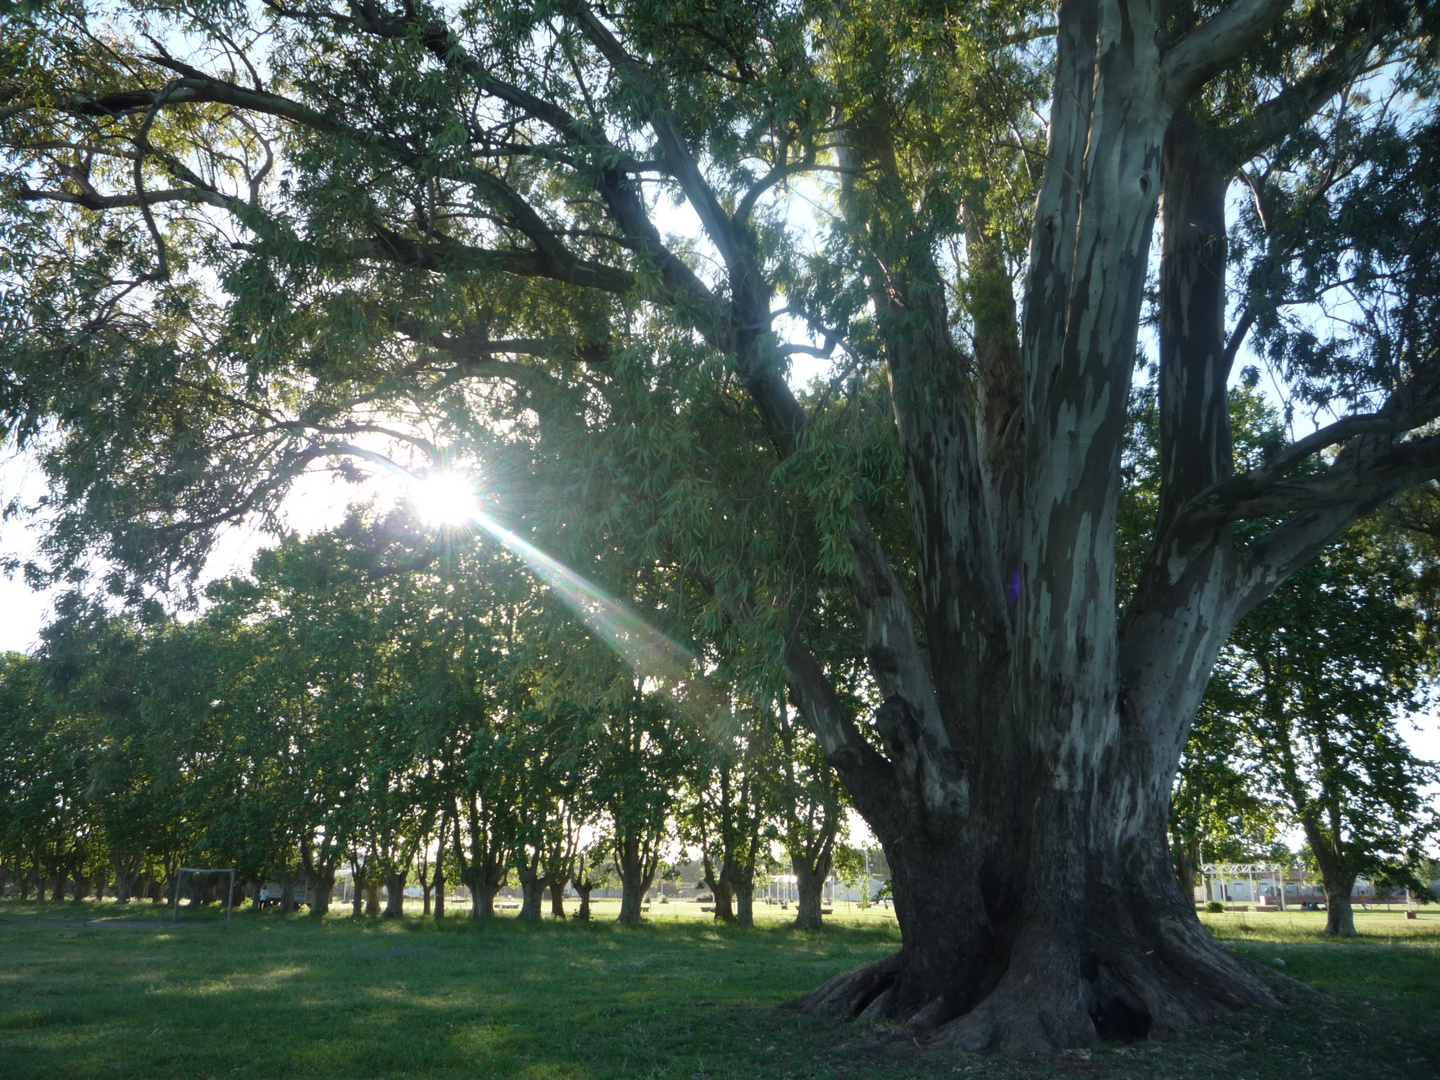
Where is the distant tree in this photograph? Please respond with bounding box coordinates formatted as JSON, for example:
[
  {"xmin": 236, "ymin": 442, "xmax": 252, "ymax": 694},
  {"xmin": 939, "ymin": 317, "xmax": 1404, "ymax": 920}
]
[{"xmin": 1216, "ymin": 523, "xmax": 1439, "ymax": 935}]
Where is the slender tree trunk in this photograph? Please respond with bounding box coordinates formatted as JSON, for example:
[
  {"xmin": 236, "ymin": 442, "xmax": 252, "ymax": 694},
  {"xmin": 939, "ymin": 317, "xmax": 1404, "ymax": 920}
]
[{"xmin": 433, "ymin": 868, "xmax": 446, "ymax": 920}]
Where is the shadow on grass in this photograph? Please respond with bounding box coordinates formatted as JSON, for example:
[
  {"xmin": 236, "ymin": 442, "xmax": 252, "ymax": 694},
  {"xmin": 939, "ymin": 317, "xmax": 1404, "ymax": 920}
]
[{"xmin": 0, "ymin": 900, "xmax": 1435, "ymax": 1080}]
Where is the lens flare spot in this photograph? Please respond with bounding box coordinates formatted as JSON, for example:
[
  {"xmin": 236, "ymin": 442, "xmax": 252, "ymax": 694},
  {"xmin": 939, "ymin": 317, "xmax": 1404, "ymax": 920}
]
[{"xmin": 409, "ymin": 471, "xmax": 479, "ymax": 527}]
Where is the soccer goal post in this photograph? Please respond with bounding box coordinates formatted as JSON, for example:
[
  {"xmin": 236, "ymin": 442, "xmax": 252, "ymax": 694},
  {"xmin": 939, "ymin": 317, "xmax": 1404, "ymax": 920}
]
[{"xmin": 171, "ymin": 868, "xmax": 236, "ymax": 924}]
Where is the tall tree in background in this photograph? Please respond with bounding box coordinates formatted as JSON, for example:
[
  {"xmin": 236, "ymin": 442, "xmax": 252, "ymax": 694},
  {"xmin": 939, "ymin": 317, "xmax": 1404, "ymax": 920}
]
[
  {"xmin": 1214, "ymin": 524, "xmax": 1439, "ymax": 935},
  {"xmin": 4, "ymin": 0, "xmax": 1440, "ymax": 1050}
]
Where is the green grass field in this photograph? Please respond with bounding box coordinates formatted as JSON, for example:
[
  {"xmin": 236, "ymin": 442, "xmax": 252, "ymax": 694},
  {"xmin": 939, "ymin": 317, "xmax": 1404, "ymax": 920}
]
[{"xmin": 0, "ymin": 900, "xmax": 1435, "ymax": 1080}]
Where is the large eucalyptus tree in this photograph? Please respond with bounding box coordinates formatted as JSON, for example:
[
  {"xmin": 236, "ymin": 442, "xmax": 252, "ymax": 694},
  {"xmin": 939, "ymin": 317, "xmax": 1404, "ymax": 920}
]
[{"xmin": 4, "ymin": 0, "xmax": 1439, "ymax": 1051}]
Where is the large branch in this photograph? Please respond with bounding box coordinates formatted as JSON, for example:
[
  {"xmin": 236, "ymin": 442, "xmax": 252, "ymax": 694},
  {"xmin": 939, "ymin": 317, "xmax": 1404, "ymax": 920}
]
[
  {"xmin": 566, "ymin": 2, "xmax": 747, "ymax": 271},
  {"xmin": 1161, "ymin": 0, "xmax": 1293, "ymax": 107},
  {"xmin": 1182, "ymin": 431, "xmax": 1440, "ymax": 528}
]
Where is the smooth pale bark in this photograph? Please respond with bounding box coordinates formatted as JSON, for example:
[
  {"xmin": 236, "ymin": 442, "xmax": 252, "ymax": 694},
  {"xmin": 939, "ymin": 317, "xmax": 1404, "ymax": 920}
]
[{"xmin": 791, "ymin": 0, "xmax": 1315, "ymax": 1052}]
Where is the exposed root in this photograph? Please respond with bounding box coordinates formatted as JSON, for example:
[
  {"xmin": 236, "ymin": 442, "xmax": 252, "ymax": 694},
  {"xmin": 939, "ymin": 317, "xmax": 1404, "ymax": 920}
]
[
  {"xmin": 793, "ymin": 954, "xmax": 901, "ymax": 1018},
  {"xmin": 799, "ymin": 921, "xmax": 1283, "ymax": 1057},
  {"xmin": 927, "ymin": 943, "xmax": 1101, "ymax": 1054}
]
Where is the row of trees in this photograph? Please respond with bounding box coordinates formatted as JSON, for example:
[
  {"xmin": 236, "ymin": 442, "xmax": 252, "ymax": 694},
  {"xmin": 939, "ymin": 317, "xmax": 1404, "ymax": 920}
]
[
  {"xmin": 4, "ymin": 399, "xmax": 1435, "ymax": 937},
  {"xmin": 4, "ymin": 0, "xmax": 1440, "ymax": 1049},
  {"xmin": 0, "ymin": 508, "xmax": 849, "ymax": 928}
]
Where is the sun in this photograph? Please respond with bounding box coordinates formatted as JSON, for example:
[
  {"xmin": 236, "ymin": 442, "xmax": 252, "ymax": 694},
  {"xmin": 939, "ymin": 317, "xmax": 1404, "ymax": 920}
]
[{"xmin": 408, "ymin": 470, "xmax": 480, "ymax": 527}]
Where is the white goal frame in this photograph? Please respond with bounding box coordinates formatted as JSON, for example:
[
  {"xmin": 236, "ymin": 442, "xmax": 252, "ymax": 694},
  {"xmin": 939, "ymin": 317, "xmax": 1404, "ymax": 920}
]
[{"xmin": 171, "ymin": 867, "xmax": 236, "ymax": 923}]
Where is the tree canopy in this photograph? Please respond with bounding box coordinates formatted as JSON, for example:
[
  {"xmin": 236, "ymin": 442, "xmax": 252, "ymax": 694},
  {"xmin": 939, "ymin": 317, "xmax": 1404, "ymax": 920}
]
[{"xmin": 3, "ymin": 0, "xmax": 1440, "ymax": 1053}]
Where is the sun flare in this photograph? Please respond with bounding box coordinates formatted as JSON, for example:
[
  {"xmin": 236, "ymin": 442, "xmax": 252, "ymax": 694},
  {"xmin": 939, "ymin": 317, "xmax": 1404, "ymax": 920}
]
[{"xmin": 408, "ymin": 470, "xmax": 480, "ymax": 527}]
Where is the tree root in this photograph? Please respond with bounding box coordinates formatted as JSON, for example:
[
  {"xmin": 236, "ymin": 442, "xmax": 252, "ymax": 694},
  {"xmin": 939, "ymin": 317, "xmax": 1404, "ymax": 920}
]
[
  {"xmin": 795, "ymin": 926, "xmax": 1281, "ymax": 1055},
  {"xmin": 793, "ymin": 953, "xmax": 902, "ymax": 1017}
]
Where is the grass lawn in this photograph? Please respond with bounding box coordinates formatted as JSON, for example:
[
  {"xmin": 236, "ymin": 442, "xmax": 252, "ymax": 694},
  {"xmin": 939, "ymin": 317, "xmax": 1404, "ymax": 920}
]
[{"xmin": 0, "ymin": 900, "xmax": 1435, "ymax": 1080}]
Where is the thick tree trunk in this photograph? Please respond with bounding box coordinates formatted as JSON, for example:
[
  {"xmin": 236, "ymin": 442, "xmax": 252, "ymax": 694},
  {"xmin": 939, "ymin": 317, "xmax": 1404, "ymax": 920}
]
[
  {"xmin": 732, "ymin": 874, "xmax": 755, "ymax": 928},
  {"xmin": 618, "ymin": 874, "xmax": 648, "ymax": 925},
  {"xmin": 574, "ymin": 884, "xmax": 593, "ymax": 921},
  {"xmin": 798, "ymin": 770, "xmax": 1278, "ymax": 1051},
  {"xmin": 1324, "ymin": 882, "xmax": 1357, "ymax": 937},
  {"xmin": 382, "ymin": 872, "xmax": 406, "ymax": 918},
  {"xmin": 704, "ymin": 861, "xmax": 734, "ymax": 922},
  {"xmin": 793, "ymin": 860, "xmax": 828, "ymax": 931},
  {"xmin": 616, "ymin": 831, "xmax": 656, "ymax": 926},
  {"xmin": 1305, "ymin": 821, "xmax": 1359, "ymax": 937},
  {"xmin": 310, "ymin": 867, "xmax": 336, "ymax": 916},
  {"xmin": 517, "ymin": 860, "xmax": 543, "ymax": 921},
  {"xmin": 364, "ymin": 878, "xmax": 382, "ymax": 916},
  {"xmin": 548, "ymin": 877, "xmax": 568, "ymax": 919},
  {"xmin": 479, "ymin": 878, "xmax": 503, "ymax": 917}
]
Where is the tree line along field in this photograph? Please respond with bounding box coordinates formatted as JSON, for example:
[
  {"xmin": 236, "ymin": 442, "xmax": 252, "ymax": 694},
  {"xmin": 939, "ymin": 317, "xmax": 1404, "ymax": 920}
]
[
  {"xmin": 6, "ymin": 0, "xmax": 1440, "ymax": 1056},
  {"xmin": 0, "ymin": 901, "xmax": 1435, "ymax": 1080}
]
